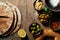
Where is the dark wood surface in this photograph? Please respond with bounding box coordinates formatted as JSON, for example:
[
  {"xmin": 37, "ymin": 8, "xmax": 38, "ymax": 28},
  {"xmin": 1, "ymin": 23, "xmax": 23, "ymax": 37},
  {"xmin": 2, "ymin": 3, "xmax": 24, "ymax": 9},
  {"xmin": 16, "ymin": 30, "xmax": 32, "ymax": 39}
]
[{"xmin": 0, "ymin": 0, "xmax": 60, "ymax": 40}]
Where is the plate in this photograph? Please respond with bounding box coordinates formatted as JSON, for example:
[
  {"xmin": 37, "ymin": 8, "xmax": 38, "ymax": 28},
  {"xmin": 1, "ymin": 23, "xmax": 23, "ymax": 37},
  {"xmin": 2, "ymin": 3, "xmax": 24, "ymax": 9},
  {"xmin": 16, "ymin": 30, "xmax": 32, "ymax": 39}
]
[
  {"xmin": 45, "ymin": 0, "xmax": 60, "ymax": 12},
  {"xmin": 0, "ymin": 2, "xmax": 21, "ymax": 37}
]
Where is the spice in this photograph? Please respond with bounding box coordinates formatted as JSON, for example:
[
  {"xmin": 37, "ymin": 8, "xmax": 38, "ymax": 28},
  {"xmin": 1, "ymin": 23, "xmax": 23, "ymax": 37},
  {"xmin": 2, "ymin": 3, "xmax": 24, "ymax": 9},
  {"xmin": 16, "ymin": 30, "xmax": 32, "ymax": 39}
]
[{"xmin": 51, "ymin": 21, "xmax": 59, "ymax": 30}]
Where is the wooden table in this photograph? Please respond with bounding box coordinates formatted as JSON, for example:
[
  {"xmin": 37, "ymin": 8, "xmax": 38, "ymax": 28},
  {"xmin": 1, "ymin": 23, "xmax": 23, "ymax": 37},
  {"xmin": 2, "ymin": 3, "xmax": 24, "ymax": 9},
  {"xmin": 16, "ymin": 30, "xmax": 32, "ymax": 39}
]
[
  {"xmin": 0, "ymin": 0, "xmax": 60, "ymax": 40},
  {"xmin": 0, "ymin": 0, "xmax": 36, "ymax": 40}
]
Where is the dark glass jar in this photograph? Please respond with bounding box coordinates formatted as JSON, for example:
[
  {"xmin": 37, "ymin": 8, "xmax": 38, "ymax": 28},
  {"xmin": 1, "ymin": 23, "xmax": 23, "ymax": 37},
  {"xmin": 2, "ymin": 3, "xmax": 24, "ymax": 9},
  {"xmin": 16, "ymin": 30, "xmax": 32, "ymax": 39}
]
[{"xmin": 21, "ymin": 34, "xmax": 28, "ymax": 40}]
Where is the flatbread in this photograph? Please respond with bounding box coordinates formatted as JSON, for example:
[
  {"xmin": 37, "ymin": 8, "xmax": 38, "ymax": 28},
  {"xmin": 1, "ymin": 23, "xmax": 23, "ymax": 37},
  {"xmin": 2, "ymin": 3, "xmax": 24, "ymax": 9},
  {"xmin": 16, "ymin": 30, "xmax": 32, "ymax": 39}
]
[
  {"xmin": 11, "ymin": 5, "xmax": 21, "ymax": 35},
  {"xmin": 1, "ymin": 2, "xmax": 18, "ymax": 36},
  {"xmin": 0, "ymin": 2, "xmax": 21, "ymax": 37},
  {"xmin": 0, "ymin": 2, "xmax": 13, "ymax": 35}
]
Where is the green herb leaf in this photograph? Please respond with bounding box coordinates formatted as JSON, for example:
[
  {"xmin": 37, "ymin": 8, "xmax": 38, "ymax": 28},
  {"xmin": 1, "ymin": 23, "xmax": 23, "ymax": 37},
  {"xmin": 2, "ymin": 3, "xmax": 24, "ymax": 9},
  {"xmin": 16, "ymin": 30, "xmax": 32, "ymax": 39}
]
[{"xmin": 43, "ymin": 6, "xmax": 48, "ymax": 11}]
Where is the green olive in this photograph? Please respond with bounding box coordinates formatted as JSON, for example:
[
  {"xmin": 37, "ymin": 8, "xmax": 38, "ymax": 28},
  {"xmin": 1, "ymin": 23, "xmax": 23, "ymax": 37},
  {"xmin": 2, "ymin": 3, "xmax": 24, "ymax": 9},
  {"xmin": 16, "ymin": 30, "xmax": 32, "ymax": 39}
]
[
  {"xmin": 33, "ymin": 27, "xmax": 36, "ymax": 29},
  {"xmin": 31, "ymin": 27, "xmax": 33, "ymax": 30},
  {"xmin": 31, "ymin": 30, "xmax": 34, "ymax": 34},
  {"xmin": 37, "ymin": 28, "xmax": 40, "ymax": 31},
  {"xmin": 35, "ymin": 31, "xmax": 37, "ymax": 33},
  {"xmin": 36, "ymin": 25, "xmax": 40, "ymax": 28},
  {"xmin": 32, "ymin": 24, "xmax": 36, "ymax": 26}
]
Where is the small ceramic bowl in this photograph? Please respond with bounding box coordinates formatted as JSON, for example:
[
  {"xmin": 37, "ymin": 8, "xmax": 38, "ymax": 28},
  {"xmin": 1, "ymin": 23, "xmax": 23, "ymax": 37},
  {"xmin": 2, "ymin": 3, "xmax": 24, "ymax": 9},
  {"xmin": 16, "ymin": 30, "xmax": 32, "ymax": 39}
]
[
  {"xmin": 49, "ymin": 18, "xmax": 60, "ymax": 33},
  {"xmin": 33, "ymin": 0, "xmax": 44, "ymax": 11},
  {"xmin": 29, "ymin": 23, "xmax": 43, "ymax": 38},
  {"xmin": 38, "ymin": 8, "xmax": 52, "ymax": 26}
]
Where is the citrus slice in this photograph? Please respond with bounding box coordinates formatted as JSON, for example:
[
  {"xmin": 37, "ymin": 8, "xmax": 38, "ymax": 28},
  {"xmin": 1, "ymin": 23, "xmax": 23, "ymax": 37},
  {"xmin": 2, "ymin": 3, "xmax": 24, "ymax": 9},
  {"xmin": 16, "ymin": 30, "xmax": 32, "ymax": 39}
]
[{"xmin": 18, "ymin": 29, "xmax": 26, "ymax": 38}]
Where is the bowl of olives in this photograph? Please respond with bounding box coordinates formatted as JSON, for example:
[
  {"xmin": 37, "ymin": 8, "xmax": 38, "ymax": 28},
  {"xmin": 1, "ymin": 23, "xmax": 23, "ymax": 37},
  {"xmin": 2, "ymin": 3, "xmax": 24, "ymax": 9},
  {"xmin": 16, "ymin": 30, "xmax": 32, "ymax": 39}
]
[{"xmin": 29, "ymin": 23, "xmax": 43, "ymax": 37}]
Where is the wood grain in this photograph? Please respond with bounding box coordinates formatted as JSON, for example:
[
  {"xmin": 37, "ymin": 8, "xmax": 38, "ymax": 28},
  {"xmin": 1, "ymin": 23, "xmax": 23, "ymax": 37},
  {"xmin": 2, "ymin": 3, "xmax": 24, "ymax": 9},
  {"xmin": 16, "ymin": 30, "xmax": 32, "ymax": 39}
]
[
  {"xmin": 0, "ymin": 0, "xmax": 35, "ymax": 40},
  {"xmin": 0, "ymin": 0, "xmax": 60, "ymax": 40}
]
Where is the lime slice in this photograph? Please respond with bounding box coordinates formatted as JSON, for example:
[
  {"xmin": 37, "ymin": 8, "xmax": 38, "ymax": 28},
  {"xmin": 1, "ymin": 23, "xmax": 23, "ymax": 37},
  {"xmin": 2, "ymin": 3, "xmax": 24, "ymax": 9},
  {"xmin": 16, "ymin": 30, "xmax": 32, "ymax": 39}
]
[{"xmin": 18, "ymin": 29, "xmax": 26, "ymax": 38}]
